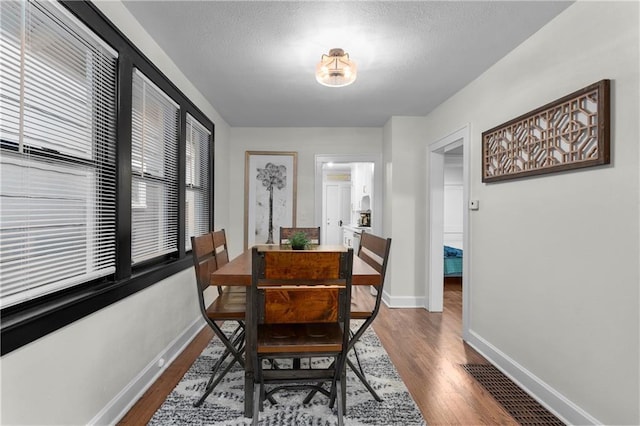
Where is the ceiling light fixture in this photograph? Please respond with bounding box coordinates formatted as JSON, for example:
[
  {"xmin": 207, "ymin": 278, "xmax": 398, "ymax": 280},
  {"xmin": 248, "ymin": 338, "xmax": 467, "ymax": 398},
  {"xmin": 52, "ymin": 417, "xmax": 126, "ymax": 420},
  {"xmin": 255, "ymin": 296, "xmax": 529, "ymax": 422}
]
[{"xmin": 315, "ymin": 48, "xmax": 357, "ymax": 87}]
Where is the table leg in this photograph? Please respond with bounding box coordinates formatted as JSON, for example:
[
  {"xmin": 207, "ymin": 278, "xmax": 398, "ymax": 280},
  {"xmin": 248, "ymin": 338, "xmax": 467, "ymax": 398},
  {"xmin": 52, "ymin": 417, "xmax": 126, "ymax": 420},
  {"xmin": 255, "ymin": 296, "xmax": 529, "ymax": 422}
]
[{"xmin": 244, "ymin": 287, "xmax": 254, "ymax": 418}]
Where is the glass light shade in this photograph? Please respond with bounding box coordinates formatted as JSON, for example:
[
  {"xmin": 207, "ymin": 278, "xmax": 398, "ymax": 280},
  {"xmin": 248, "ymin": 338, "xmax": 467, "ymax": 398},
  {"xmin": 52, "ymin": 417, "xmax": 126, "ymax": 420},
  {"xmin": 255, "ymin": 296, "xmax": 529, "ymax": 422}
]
[{"xmin": 315, "ymin": 48, "xmax": 357, "ymax": 87}]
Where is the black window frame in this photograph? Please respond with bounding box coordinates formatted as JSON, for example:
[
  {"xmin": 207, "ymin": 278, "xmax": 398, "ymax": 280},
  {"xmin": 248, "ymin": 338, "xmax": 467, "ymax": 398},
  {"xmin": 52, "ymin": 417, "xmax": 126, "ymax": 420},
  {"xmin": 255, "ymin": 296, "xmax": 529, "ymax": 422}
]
[{"xmin": 0, "ymin": 0, "xmax": 215, "ymax": 356}]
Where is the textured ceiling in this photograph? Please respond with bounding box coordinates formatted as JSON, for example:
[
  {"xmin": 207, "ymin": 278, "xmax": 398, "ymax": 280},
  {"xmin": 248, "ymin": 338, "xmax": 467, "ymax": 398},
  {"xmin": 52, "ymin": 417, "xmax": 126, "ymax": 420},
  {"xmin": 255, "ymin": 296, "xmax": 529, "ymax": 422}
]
[{"xmin": 121, "ymin": 1, "xmax": 572, "ymax": 127}]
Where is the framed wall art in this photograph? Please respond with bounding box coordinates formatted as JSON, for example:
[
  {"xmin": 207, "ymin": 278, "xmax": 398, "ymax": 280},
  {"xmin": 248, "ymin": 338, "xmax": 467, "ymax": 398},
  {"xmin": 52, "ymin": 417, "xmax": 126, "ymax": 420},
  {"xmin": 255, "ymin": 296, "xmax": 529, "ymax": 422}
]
[
  {"xmin": 244, "ymin": 151, "xmax": 297, "ymax": 249},
  {"xmin": 482, "ymin": 79, "xmax": 610, "ymax": 183}
]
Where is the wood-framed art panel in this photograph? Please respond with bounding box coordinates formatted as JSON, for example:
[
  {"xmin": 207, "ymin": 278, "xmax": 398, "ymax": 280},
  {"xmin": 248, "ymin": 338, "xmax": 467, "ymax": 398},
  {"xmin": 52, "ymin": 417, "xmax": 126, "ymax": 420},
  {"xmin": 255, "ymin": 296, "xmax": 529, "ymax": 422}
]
[
  {"xmin": 482, "ymin": 79, "xmax": 610, "ymax": 183},
  {"xmin": 244, "ymin": 151, "xmax": 297, "ymax": 249}
]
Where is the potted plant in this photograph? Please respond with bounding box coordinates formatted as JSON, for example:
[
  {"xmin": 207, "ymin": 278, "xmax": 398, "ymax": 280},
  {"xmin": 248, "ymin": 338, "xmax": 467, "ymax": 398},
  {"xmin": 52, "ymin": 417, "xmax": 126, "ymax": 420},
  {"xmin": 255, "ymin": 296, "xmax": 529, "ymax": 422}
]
[{"xmin": 289, "ymin": 231, "xmax": 310, "ymax": 250}]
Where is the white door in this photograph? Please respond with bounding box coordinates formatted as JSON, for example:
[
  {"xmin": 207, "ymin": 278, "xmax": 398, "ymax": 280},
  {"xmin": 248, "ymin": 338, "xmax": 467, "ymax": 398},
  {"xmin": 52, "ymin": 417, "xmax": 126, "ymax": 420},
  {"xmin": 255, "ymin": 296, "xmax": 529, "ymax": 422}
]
[{"xmin": 323, "ymin": 182, "xmax": 351, "ymax": 245}]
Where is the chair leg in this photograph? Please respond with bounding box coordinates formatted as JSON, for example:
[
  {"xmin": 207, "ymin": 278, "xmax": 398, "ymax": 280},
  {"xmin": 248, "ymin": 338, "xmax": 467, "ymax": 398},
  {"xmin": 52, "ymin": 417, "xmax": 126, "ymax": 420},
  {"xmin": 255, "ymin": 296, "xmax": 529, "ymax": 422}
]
[
  {"xmin": 210, "ymin": 321, "xmax": 245, "ymax": 369},
  {"xmin": 335, "ymin": 378, "xmax": 344, "ymax": 426},
  {"xmin": 346, "ymin": 334, "xmax": 383, "ymax": 402},
  {"xmin": 193, "ymin": 326, "xmax": 246, "ymax": 407},
  {"xmin": 346, "ymin": 357, "xmax": 382, "ymax": 402},
  {"xmin": 303, "ymin": 359, "xmax": 337, "ymax": 404},
  {"xmin": 194, "ymin": 351, "xmax": 241, "ymax": 407},
  {"xmin": 252, "ymin": 383, "xmax": 261, "ymax": 426}
]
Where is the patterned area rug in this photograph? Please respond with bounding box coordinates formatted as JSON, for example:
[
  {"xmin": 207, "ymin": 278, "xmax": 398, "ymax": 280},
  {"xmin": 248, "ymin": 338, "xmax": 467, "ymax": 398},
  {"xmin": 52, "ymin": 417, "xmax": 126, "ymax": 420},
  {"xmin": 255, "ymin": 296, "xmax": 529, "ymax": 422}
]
[{"xmin": 149, "ymin": 322, "xmax": 425, "ymax": 425}]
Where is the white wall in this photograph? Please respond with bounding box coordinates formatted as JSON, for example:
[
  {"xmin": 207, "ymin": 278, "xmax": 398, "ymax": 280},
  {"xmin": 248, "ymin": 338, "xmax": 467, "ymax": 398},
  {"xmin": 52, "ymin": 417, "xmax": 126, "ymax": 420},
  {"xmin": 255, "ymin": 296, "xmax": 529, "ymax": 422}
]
[
  {"xmin": 382, "ymin": 117, "xmax": 427, "ymax": 307},
  {"xmin": 1, "ymin": 270, "xmax": 202, "ymax": 425},
  {"xmin": 227, "ymin": 127, "xmax": 382, "ymax": 257},
  {"xmin": 420, "ymin": 2, "xmax": 639, "ymax": 424},
  {"xmin": 0, "ymin": 2, "xmax": 232, "ymax": 424}
]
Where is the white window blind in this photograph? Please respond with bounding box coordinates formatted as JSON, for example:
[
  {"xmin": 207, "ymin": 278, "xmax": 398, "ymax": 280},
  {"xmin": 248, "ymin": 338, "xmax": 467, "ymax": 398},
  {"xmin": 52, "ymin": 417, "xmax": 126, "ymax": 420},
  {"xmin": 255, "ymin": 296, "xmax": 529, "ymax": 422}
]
[
  {"xmin": 185, "ymin": 114, "xmax": 211, "ymax": 250},
  {"xmin": 0, "ymin": 0, "xmax": 118, "ymax": 307},
  {"xmin": 131, "ymin": 69, "xmax": 179, "ymax": 264}
]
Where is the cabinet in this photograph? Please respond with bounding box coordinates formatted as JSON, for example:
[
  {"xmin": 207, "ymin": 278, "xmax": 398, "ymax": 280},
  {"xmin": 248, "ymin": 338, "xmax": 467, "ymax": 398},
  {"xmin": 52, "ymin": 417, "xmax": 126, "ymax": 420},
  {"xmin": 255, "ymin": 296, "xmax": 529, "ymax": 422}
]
[
  {"xmin": 350, "ymin": 163, "xmax": 374, "ymax": 224},
  {"xmin": 342, "ymin": 226, "xmax": 363, "ymax": 250}
]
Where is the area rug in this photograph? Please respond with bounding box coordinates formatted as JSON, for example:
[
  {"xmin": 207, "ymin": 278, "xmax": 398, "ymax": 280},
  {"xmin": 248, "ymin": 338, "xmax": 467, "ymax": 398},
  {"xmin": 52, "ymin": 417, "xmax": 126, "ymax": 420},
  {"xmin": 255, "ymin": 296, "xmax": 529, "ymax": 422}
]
[{"xmin": 149, "ymin": 322, "xmax": 426, "ymax": 425}]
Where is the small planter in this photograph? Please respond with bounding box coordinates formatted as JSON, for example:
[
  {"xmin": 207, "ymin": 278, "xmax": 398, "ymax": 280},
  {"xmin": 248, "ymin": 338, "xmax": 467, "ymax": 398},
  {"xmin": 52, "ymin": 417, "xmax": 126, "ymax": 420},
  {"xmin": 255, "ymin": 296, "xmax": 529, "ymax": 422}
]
[{"xmin": 289, "ymin": 231, "xmax": 309, "ymax": 251}]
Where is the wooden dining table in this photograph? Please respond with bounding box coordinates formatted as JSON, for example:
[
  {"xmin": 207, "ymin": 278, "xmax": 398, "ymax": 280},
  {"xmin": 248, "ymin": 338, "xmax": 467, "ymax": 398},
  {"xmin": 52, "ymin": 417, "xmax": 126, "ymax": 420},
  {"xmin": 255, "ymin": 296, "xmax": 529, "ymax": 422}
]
[{"xmin": 210, "ymin": 244, "xmax": 381, "ymax": 417}]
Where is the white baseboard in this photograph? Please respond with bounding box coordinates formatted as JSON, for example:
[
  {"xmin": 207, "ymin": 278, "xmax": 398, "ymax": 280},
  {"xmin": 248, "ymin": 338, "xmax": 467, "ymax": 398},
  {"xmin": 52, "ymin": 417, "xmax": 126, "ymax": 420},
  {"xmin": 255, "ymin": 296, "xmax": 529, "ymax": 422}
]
[
  {"xmin": 89, "ymin": 317, "xmax": 206, "ymax": 425},
  {"xmin": 466, "ymin": 329, "xmax": 601, "ymax": 426},
  {"xmin": 382, "ymin": 290, "xmax": 425, "ymax": 308}
]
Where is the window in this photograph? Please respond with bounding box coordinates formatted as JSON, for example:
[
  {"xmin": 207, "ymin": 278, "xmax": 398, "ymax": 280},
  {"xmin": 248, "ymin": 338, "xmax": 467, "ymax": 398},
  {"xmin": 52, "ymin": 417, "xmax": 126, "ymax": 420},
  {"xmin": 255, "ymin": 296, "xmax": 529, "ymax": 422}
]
[
  {"xmin": 131, "ymin": 69, "xmax": 179, "ymax": 265},
  {"xmin": 0, "ymin": 0, "xmax": 118, "ymax": 308},
  {"xmin": 185, "ymin": 114, "xmax": 211, "ymax": 250},
  {"xmin": 0, "ymin": 0, "xmax": 215, "ymax": 356}
]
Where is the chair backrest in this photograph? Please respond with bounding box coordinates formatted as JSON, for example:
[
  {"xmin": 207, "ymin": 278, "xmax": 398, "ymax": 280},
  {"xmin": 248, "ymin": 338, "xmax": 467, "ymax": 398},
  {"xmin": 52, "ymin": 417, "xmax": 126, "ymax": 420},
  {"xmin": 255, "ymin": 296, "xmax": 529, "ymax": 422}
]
[
  {"xmin": 357, "ymin": 232, "xmax": 391, "ymax": 312},
  {"xmin": 279, "ymin": 227, "xmax": 321, "ymax": 245},
  {"xmin": 211, "ymin": 229, "xmax": 229, "ymax": 267},
  {"xmin": 191, "ymin": 233, "xmax": 216, "ymax": 294},
  {"xmin": 251, "ymin": 247, "xmax": 353, "ymax": 327},
  {"xmin": 208, "ymin": 229, "xmax": 231, "ymax": 294}
]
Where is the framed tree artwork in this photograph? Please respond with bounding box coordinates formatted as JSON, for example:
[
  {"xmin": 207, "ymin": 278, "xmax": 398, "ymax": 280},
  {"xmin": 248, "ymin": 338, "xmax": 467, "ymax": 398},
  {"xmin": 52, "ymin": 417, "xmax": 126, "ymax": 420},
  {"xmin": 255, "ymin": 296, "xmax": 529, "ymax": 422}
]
[{"xmin": 244, "ymin": 151, "xmax": 297, "ymax": 249}]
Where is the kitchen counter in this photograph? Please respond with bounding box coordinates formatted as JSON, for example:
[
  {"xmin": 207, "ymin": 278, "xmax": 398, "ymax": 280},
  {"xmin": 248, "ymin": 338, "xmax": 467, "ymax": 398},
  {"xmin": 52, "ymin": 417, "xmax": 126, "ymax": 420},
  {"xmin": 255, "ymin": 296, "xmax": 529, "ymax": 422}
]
[{"xmin": 343, "ymin": 224, "xmax": 370, "ymax": 233}]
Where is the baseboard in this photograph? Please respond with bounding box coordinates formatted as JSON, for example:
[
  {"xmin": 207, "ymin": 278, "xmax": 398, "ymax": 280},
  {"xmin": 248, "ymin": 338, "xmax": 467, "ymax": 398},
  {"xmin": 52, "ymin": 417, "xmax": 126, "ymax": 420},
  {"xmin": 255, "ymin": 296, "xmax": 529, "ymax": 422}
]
[
  {"xmin": 382, "ymin": 290, "xmax": 425, "ymax": 308},
  {"xmin": 88, "ymin": 317, "xmax": 206, "ymax": 425},
  {"xmin": 466, "ymin": 329, "xmax": 601, "ymax": 426}
]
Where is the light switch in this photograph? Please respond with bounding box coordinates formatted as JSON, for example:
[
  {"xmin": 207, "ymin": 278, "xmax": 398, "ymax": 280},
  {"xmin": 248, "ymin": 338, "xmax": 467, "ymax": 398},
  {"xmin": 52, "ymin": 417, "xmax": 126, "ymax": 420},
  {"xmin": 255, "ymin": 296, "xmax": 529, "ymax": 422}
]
[{"xmin": 469, "ymin": 200, "xmax": 479, "ymax": 210}]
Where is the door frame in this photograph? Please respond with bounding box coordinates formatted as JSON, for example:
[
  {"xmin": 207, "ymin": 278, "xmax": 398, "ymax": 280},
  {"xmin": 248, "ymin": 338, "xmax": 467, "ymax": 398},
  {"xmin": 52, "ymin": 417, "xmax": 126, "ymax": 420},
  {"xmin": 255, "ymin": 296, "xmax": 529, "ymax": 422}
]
[
  {"xmin": 314, "ymin": 154, "xmax": 383, "ymax": 237},
  {"xmin": 427, "ymin": 125, "xmax": 471, "ymax": 340}
]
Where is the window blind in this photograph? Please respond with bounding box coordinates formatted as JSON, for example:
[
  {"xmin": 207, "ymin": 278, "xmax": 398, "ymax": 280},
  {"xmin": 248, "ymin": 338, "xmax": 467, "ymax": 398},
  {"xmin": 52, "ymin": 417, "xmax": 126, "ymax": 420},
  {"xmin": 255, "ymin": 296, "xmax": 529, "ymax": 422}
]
[
  {"xmin": 131, "ymin": 69, "xmax": 179, "ymax": 264},
  {"xmin": 0, "ymin": 0, "xmax": 118, "ymax": 307},
  {"xmin": 185, "ymin": 114, "xmax": 211, "ymax": 250}
]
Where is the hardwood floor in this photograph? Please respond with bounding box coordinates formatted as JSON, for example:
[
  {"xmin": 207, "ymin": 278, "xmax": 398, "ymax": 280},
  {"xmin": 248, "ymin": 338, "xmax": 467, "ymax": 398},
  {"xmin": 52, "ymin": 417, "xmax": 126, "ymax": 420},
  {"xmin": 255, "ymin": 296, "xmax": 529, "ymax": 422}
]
[{"xmin": 118, "ymin": 287, "xmax": 517, "ymax": 425}]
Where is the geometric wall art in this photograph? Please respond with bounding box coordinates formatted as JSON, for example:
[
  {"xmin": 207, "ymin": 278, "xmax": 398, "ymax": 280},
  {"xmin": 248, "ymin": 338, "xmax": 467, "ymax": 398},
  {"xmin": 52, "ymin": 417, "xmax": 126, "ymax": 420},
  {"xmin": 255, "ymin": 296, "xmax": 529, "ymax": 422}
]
[{"xmin": 482, "ymin": 79, "xmax": 610, "ymax": 182}]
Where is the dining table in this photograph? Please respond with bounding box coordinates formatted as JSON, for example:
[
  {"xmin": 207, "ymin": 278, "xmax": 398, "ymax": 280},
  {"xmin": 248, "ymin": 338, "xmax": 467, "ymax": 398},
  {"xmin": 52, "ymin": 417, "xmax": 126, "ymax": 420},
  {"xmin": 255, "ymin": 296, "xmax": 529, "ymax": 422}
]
[{"xmin": 210, "ymin": 244, "xmax": 381, "ymax": 417}]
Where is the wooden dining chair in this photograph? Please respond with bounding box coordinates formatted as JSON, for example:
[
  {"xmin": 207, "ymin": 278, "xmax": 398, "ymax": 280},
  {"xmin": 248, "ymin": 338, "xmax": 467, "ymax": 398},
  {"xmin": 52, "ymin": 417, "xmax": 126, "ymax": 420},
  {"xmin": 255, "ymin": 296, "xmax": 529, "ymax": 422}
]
[
  {"xmin": 211, "ymin": 229, "xmax": 244, "ymax": 294},
  {"xmin": 249, "ymin": 247, "xmax": 353, "ymax": 426},
  {"xmin": 303, "ymin": 232, "xmax": 391, "ymax": 407},
  {"xmin": 347, "ymin": 232, "xmax": 391, "ymax": 402},
  {"xmin": 190, "ymin": 232, "xmax": 246, "ymax": 407},
  {"xmin": 279, "ymin": 226, "xmax": 321, "ymax": 245}
]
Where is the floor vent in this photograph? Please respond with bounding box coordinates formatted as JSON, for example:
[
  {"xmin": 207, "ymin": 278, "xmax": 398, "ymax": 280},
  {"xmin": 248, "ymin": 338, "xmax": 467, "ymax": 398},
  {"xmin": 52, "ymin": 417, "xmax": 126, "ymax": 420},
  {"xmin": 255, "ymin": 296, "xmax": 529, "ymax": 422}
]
[{"xmin": 461, "ymin": 364, "xmax": 564, "ymax": 426}]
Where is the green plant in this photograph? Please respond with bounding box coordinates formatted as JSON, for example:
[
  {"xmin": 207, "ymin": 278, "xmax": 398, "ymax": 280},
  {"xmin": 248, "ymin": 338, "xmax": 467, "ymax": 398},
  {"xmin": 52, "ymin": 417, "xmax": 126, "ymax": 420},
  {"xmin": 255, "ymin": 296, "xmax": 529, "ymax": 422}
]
[{"xmin": 289, "ymin": 231, "xmax": 309, "ymax": 249}]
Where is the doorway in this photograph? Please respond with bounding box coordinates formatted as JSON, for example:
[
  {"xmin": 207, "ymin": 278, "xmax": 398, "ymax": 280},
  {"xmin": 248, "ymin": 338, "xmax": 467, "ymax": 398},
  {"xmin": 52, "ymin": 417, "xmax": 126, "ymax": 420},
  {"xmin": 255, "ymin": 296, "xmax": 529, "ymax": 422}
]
[
  {"xmin": 314, "ymin": 154, "xmax": 383, "ymax": 243},
  {"xmin": 322, "ymin": 164, "xmax": 351, "ymax": 245},
  {"xmin": 427, "ymin": 125, "xmax": 470, "ymax": 340}
]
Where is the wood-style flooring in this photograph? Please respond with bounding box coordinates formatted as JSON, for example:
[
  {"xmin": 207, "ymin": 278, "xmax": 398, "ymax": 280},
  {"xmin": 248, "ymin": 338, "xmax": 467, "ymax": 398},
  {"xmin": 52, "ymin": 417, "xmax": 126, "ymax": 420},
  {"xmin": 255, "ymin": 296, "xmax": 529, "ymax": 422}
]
[{"xmin": 118, "ymin": 287, "xmax": 518, "ymax": 425}]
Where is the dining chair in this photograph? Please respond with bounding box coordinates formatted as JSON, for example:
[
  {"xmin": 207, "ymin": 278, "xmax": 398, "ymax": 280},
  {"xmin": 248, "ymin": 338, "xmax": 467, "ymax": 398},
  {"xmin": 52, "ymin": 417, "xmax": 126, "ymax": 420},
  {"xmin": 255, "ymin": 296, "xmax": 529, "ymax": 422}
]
[
  {"xmin": 346, "ymin": 232, "xmax": 391, "ymax": 402},
  {"xmin": 279, "ymin": 226, "xmax": 321, "ymax": 245},
  {"xmin": 303, "ymin": 232, "xmax": 391, "ymax": 406},
  {"xmin": 249, "ymin": 247, "xmax": 353, "ymax": 426},
  {"xmin": 211, "ymin": 229, "xmax": 245, "ymax": 294},
  {"xmin": 190, "ymin": 232, "xmax": 246, "ymax": 407}
]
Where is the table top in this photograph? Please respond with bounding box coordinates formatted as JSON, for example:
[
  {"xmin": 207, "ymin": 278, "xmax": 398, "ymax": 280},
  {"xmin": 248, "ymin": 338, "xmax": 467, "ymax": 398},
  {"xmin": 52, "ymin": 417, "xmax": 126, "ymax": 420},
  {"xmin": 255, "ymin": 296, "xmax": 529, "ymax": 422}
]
[
  {"xmin": 255, "ymin": 244, "xmax": 347, "ymax": 252},
  {"xmin": 211, "ymin": 245, "xmax": 380, "ymax": 286}
]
